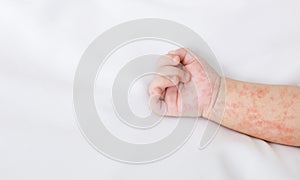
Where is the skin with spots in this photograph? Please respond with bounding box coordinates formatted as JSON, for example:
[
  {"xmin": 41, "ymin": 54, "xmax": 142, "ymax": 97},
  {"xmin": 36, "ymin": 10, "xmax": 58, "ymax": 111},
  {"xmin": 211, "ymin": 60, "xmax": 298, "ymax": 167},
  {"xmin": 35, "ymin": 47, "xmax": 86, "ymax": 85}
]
[
  {"xmin": 148, "ymin": 48, "xmax": 220, "ymax": 118},
  {"xmin": 149, "ymin": 48, "xmax": 300, "ymax": 146},
  {"xmin": 221, "ymin": 78, "xmax": 300, "ymax": 146}
]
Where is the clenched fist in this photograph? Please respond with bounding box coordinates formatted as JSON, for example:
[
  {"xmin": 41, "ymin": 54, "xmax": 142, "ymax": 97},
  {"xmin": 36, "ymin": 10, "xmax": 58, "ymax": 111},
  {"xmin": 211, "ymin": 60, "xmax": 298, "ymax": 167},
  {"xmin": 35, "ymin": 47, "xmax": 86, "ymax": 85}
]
[{"xmin": 148, "ymin": 48, "xmax": 222, "ymax": 118}]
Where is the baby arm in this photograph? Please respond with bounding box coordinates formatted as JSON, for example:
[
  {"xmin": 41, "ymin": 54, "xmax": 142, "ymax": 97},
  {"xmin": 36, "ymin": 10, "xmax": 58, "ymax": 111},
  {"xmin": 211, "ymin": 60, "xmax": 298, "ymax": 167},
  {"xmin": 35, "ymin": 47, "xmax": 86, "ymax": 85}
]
[
  {"xmin": 148, "ymin": 48, "xmax": 300, "ymax": 146},
  {"xmin": 220, "ymin": 78, "xmax": 300, "ymax": 146}
]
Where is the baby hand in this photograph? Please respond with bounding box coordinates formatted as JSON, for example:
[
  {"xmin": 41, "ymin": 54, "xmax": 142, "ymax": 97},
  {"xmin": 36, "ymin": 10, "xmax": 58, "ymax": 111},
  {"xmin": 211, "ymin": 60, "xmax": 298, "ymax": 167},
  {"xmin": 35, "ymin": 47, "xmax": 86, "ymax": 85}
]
[{"xmin": 148, "ymin": 48, "xmax": 222, "ymax": 118}]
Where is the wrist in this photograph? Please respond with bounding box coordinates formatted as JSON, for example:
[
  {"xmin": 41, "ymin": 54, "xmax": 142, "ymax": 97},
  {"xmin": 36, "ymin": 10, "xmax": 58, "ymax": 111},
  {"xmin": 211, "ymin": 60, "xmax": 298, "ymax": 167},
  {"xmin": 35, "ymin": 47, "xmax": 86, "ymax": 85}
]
[{"xmin": 203, "ymin": 77, "xmax": 226, "ymax": 122}]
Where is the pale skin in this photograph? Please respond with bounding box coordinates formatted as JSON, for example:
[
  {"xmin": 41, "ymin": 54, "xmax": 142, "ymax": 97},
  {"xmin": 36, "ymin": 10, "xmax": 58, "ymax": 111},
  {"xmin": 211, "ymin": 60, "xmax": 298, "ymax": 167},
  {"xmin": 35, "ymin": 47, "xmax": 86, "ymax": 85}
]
[{"xmin": 148, "ymin": 48, "xmax": 300, "ymax": 146}]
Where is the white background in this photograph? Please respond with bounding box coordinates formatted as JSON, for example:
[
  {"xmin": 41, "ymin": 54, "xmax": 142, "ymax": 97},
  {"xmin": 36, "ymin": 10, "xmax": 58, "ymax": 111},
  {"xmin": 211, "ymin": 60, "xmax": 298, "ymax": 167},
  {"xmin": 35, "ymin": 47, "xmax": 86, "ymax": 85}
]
[{"xmin": 1, "ymin": 0, "xmax": 300, "ymax": 179}]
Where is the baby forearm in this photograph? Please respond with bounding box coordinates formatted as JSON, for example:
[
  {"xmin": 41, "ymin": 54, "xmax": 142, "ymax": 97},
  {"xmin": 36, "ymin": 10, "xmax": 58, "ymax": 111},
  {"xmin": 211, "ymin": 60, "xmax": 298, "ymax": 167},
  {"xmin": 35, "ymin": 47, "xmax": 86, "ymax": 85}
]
[{"xmin": 216, "ymin": 78, "xmax": 300, "ymax": 146}]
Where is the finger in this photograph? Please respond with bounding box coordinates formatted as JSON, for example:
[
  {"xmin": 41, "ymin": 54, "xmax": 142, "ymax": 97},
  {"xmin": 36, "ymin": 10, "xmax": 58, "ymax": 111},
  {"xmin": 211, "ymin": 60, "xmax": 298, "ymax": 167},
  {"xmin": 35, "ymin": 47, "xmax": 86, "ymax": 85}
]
[
  {"xmin": 168, "ymin": 48, "xmax": 197, "ymax": 65},
  {"xmin": 164, "ymin": 86, "xmax": 179, "ymax": 116},
  {"xmin": 148, "ymin": 76, "xmax": 178, "ymax": 95},
  {"xmin": 157, "ymin": 65, "xmax": 190, "ymax": 83},
  {"xmin": 148, "ymin": 87, "xmax": 167, "ymax": 116},
  {"xmin": 156, "ymin": 54, "xmax": 180, "ymax": 68}
]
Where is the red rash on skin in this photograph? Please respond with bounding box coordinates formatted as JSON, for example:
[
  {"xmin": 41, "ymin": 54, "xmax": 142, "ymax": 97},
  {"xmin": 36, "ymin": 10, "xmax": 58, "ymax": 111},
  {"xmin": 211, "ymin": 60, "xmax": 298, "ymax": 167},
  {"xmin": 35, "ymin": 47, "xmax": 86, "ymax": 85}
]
[
  {"xmin": 218, "ymin": 78, "xmax": 300, "ymax": 146},
  {"xmin": 292, "ymin": 93, "xmax": 299, "ymax": 99},
  {"xmin": 256, "ymin": 88, "xmax": 270, "ymax": 98},
  {"xmin": 150, "ymin": 49, "xmax": 300, "ymax": 146}
]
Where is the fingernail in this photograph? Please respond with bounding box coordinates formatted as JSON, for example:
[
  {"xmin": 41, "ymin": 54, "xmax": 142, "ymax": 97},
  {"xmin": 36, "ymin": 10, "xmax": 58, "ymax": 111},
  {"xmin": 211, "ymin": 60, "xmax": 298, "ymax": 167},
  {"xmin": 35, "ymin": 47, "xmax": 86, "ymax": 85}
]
[
  {"xmin": 150, "ymin": 87, "xmax": 161, "ymax": 96},
  {"xmin": 172, "ymin": 56, "xmax": 179, "ymax": 63},
  {"xmin": 153, "ymin": 87, "xmax": 162, "ymax": 94}
]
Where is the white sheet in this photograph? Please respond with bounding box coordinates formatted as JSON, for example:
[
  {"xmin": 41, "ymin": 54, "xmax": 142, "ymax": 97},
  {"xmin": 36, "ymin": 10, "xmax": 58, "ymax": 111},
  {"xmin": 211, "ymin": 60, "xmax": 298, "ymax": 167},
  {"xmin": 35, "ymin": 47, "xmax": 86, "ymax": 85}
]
[{"xmin": 1, "ymin": 0, "xmax": 300, "ymax": 179}]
